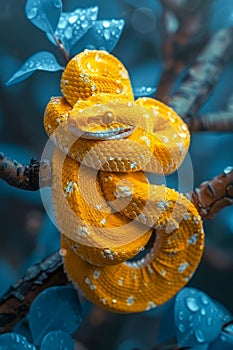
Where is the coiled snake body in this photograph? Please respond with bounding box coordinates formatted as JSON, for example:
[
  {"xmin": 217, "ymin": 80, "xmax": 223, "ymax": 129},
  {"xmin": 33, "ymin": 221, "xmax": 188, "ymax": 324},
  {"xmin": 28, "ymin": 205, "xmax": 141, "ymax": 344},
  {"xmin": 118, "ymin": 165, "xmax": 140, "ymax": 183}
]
[{"xmin": 44, "ymin": 50, "xmax": 204, "ymax": 313}]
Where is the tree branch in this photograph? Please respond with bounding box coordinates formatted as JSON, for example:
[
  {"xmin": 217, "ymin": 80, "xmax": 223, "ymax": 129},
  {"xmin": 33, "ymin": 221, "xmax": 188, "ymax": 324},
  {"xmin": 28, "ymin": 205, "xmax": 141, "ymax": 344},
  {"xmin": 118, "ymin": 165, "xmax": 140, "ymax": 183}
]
[
  {"xmin": 0, "ymin": 153, "xmax": 51, "ymax": 190},
  {"xmin": 187, "ymin": 166, "xmax": 233, "ymax": 219}
]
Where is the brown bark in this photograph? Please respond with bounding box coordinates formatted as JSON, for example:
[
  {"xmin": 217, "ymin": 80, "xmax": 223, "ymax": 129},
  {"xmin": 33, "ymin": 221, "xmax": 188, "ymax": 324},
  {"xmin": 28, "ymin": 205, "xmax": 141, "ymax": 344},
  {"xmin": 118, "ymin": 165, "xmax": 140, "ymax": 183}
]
[{"xmin": 0, "ymin": 153, "xmax": 51, "ymax": 190}]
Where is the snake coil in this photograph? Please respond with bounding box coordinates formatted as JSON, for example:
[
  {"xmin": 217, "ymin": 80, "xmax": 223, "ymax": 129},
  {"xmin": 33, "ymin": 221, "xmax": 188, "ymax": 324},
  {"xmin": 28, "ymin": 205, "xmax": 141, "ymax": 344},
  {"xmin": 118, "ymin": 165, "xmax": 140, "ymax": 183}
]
[{"xmin": 44, "ymin": 50, "xmax": 204, "ymax": 313}]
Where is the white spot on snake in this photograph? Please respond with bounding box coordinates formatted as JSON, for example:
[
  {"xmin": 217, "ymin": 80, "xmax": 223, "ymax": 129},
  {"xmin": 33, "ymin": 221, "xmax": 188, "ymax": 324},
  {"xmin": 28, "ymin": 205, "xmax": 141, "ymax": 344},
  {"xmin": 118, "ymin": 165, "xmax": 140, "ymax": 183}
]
[
  {"xmin": 102, "ymin": 249, "xmax": 115, "ymax": 260},
  {"xmin": 95, "ymin": 53, "xmax": 102, "ymax": 62},
  {"xmin": 127, "ymin": 102, "xmax": 133, "ymax": 107},
  {"xmin": 100, "ymin": 218, "xmax": 106, "ymax": 226},
  {"xmin": 147, "ymin": 265, "xmax": 154, "ymax": 274},
  {"xmin": 85, "ymin": 277, "xmax": 91, "ymax": 285},
  {"xmin": 177, "ymin": 142, "xmax": 185, "ymax": 155},
  {"xmin": 142, "ymin": 113, "xmax": 150, "ymax": 119},
  {"xmin": 96, "ymin": 204, "xmax": 102, "ymax": 210},
  {"xmin": 118, "ymin": 277, "xmax": 124, "ymax": 286},
  {"xmin": 178, "ymin": 132, "xmax": 187, "ymax": 139},
  {"xmin": 137, "ymin": 213, "xmax": 147, "ymax": 224},
  {"xmin": 130, "ymin": 161, "xmax": 137, "ymax": 169},
  {"xmin": 126, "ymin": 296, "xmax": 134, "ymax": 306},
  {"xmin": 91, "ymin": 84, "xmax": 97, "ymax": 91},
  {"xmin": 178, "ymin": 262, "xmax": 190, "ymax": 273},
  {"xmin": 184, "ymin": 212, "xmax": 191, "ymax": 220},
  {"xmin": 114, "ymin": 185, "xmax": 132, "ymax": 198},
  {"xmin": 93, "ymin": 270, "xmax": 101, "ymax": 279},
  {"xmin": 162, "ymin": 136, "xmax": 169, "ymax": 143},
  {"xmin": 156, "ymin": 200, "xmax": 169, "ymax": 211},
  {"xmin": 188, "ymin": 233, "xmax": 199, "ymax": 245},
  {"xmin": 181, "ymin": 124, "xmax": 188, "ymax": 130},
  {"xmin": 77, "ymin": 226, "xmax": 90, "ymax": 236},
  {"xmin": 161, "ymin": 269, "xmax": 166, "ymax": 277},
  {"xmin": 119, "ymin": 69, "xmax": 128, "ymax": 79},
  {"xmin": 112, "ymin": 299, "xmax": 117, "ymax": 304},
  {"xmin": 140, "ymin": 135, "xmax": 151, "ymax": 147},
  {"xmin": 146, "ymin": 301, "xmax": 156, "ymax": 310},
  {"xmin": 131, "ymin": 271, "xmax": 136, "ymax": 280},
  {"xmin": 64, "ymin": 181, "xmax": 77, "ymax": 195},
  {"xmin": 166, "ymin": 220, "xmax": 179, "ymax": 233},
  {"xmin": 116, "ymin": 88, "xmax": 121, "ymax": 94},
  {"xmin": 90, "ymin": 284, "xmax": 96, "ymax": 290},
  {"xmin": 61, "ymin": 79, "xmax": 68, "ymax": 86},
  {"xmin": 193, "ymin": 216, "xmax": 200, "ymax": 224},
  {"xmin": 101, "ymin": 298, "xmax": 107, "ymax": 304}
]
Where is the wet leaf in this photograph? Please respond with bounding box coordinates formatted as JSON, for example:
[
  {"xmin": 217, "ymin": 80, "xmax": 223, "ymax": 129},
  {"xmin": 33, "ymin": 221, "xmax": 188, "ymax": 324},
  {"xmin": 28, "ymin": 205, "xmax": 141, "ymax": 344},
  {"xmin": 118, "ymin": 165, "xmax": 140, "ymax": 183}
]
[
  {"xmin": 6, "ymin": 51, "xmax": 63, "ymax": 86},
  {"xmin": 25, "ymin": 0, "xmax": 62, "ymax": 35},
  {"xmin": 47, "ymin": 6, "xmax": 98, "ymax": 53},
  {"xmin": 74, "ymin": 19, "xmax": 124, "ymax": 53},
  {"xmin": 175, "ymin": 288, "xmax": 225, "ymax": 348},
  {"xmin": 41, "ymin": 330, "xmax": 74, "ymax": 350},
  {"xmin": 28, "ymin": 285, "xmax": 82, "ymax": 346},
  {"xmin": 0, "ymin": 333, "xmax": 36, "ymax": 350}
]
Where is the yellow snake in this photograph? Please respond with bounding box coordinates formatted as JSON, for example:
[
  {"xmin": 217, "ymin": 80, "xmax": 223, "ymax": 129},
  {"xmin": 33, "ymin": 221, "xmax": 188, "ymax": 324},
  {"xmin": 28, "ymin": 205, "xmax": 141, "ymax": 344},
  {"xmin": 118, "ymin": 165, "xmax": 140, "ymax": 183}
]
[{"xmin": 44, "ymin": 50, "xmax": 204, "ymax": 313}]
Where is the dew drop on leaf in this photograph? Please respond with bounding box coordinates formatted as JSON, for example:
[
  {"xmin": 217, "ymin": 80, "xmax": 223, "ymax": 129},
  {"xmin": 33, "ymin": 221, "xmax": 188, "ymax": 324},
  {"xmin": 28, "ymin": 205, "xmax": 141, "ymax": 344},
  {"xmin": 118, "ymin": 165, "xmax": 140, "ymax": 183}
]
[
  {"xmin": 47, "ymin": 6, "xmax": 98, "ymax": 53},
  {"xmin": 5, "ymin": 51, "xmax": 63, "ymax": 86},
  {"xmin": 194, "ymin": 329, "xmax": 206, "ymax": 343},
  {"xmin": 73, "ymin": 18, "xmax": 125, "ymax": 54},
  {"xmin": 185, "ymin": 297, "xmax": 199, "ymax": 312}
]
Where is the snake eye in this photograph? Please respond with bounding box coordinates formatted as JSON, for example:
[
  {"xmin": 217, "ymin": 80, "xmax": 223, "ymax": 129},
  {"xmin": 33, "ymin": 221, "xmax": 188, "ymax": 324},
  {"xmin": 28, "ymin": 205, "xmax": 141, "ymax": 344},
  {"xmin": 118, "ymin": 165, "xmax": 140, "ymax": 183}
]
[{"xmin": 102, "ymin": 112, "xmax": 114, "ymax": 124}]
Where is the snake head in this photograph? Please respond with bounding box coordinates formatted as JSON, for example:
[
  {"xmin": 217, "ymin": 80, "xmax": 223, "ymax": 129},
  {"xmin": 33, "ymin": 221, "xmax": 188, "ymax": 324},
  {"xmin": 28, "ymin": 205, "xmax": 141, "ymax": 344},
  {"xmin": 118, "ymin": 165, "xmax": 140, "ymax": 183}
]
[{"xmin": 67, "ymin": 102, "xmax": 136, "ymax": 140}]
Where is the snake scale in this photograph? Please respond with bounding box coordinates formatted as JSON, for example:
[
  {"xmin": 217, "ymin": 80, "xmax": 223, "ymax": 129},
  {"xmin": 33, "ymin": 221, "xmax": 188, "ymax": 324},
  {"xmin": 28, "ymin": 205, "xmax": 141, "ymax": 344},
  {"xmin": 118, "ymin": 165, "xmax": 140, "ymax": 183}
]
[{"xmin": 44, "ymin": 50, "xmax": 204, "ymax": 313}]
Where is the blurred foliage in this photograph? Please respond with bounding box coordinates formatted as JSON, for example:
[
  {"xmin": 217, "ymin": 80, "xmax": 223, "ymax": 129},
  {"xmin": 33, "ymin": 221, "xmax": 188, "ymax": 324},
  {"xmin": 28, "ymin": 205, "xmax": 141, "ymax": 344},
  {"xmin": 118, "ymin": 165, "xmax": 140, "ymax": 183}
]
[{"xmin": 0, "ymin": 0, "xmax": 233, "ymax": 349}]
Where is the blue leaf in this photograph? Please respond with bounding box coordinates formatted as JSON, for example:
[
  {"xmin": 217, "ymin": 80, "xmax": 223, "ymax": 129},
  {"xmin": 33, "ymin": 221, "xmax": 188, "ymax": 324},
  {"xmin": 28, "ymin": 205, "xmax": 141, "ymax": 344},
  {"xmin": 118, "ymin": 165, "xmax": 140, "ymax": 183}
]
[
  {"xmin": 0, "ymin": 333, "xmax": 36, "ymax": 350},
  {"xmin": 175, "ymin": 288, "xmax": 225, "ymax": 348},
  {"xmin": 73, "ymin": 19, "xmax": 125, "ymax": 53},
  {"xmin": 133, "ymin": 86, "xmax": 156, "ymax": 98},
  {"xmin": 25, "ymin": 0, "xmax": 62, "ymax": 35},
  {"xmin": 28, "ymin": 285, "xmax": 82, "ymax": 346},
  {"xmin": 6, "ymin": 51, "xmax": 63, "ymax": 86},
  {"xmin": 13, "ymin": 318, "xmax": 33, "ymax": 344},
  {"xmin": 47, "ymin": 6, "xmax": 98, "ymax": 53},
  {"xmin": 41, "ymin": 330, "xmax": 74, "ymax": 350},
  {"xmin": 209, "ymin": 330, "xmax": 233, "ymax": 349}
]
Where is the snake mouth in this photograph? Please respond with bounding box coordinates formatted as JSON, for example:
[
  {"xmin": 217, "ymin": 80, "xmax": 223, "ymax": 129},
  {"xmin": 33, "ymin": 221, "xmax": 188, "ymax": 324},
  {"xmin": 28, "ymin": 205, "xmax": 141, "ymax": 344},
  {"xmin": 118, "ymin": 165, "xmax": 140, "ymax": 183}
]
[{"xmin": 68, "ymin": 124, "xmax": 135, "ymax": 140}]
